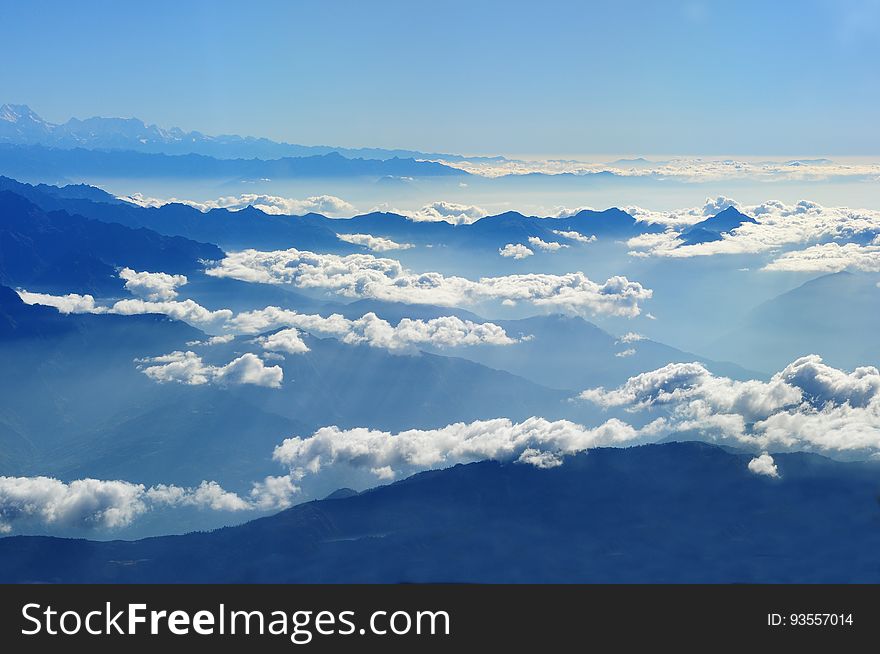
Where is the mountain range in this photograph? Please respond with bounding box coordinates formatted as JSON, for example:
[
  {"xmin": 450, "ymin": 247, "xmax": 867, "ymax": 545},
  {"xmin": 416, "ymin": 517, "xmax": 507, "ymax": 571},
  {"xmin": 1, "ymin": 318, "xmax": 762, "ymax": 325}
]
[
  {"xmin": 0, "ymin": 176, "xmax": 660, "ymax": 252},
  {"xmin": 0, "ymin": 103, "xmax": 488, "ymax": 163},
  {"xmin": 2, "ymin": 441, "xmax": 878, "ymax": 582}
]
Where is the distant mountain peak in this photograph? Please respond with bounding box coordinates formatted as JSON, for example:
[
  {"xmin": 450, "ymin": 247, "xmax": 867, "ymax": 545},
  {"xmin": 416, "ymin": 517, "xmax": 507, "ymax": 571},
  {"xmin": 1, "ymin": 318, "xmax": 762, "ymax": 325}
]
[
  {"xmin": 0, "ymin": 104, "xmax": 41, "ymax": 122},
  {"xmin": 681, "ymin": 206, "xmax": 757, "ymax": 244}
]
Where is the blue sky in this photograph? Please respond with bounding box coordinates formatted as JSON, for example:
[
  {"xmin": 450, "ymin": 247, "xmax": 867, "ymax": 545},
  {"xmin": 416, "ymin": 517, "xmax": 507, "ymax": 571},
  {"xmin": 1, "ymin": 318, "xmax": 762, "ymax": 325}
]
[{"xmin": 1, "ymin": 0, "xmax": 878, "ymax": 155}]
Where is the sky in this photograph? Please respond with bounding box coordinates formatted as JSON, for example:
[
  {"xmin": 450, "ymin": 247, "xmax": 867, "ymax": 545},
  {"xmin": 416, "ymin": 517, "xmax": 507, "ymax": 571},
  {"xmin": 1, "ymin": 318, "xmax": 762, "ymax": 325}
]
[{"xmin": 1, "ymin": 0, "xmax": 878, "ymax": 156}]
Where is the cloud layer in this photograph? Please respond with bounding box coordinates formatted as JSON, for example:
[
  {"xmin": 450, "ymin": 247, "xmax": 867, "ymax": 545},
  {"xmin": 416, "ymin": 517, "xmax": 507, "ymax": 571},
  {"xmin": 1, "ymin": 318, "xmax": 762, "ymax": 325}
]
[
  {"xmin": 404, "ymin": 201, "xmax": 488, "ymax": 225},
  {"xmin": 336, "ymin": 233, "xmax": 414, "ymax": 252},
  {"xmin": 272, "ymin": 416, "xmax": 667, "ymax": 481},
  {"xmin": 0, "ymin": 475, "xmax": 298, "ymax": 534},
  {"xmin": 626, "ymin": 198, "xmax": 880, "ymax": 266},
  {"xmin": 118, "ymin": 268, "xmax": 188, "ymax": 301},
  {"xmin": 137, "ymin": 351, "xmax": 283, "ymax": 388},
  {"xmin": 499, "ymin": 243, "xmax": 533, "ymax": 259},
  {"xmin": 18, "ymin": 291, "xmax": 520, "ymax": 353},
  {"xmin": 580, "ymin": 355, "xmax": 880, "ymax": 456},
  {"xmin": 123, "ymin": 192, "xmax": 355, "ymax": 216},
  {"xmin": 205, "ymin": 248, "xmax": 653, "ymax": 317}
]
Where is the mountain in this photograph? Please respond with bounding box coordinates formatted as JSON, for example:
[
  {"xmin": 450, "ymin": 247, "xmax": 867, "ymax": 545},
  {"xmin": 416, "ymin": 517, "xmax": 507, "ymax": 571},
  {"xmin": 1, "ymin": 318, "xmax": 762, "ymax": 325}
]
[
  {"xmin": 450, "ymin": 313, "xmax": 758, "ymax": 389},
  {"xmin": 2, "ymin": 441, "xmax": 879, "ymax": 582},
  {"xmin": 0, "ymin": 103, "xmax": 485, "ymax": 162},
  {"xmin": 0, "ymin": 144, "xmax": 466, "ymax": 183},
  {"xmin": 0, "ymin": 177, "xmax": 662, "ymax": 252},
  {"xmin": 0, "ymin": 191, "xmax": 223, "ymax": 294},
  {"xmin": 706, "ymin": 271, "xmax": 880, "ymax": 372},
  {"xmin": 680, "ymin": 206, "xmax": 757, "ymax": 245}
]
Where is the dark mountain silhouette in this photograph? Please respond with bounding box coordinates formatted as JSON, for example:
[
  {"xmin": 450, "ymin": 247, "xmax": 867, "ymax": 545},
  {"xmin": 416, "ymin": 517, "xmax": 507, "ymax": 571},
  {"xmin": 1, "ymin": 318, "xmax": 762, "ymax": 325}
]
[
  {"xmin": 0, "ymin": 177, "xmax": 664, "ymax": 251},
  {"xmin": 0, "ymin": 190, "xmax": 222, "ymax": 294},
  {"xmin": 2, "ymin": 441, "xmax": 878, "ymax": 583},
  {"xmin": 681, "ymin": 206, "xmax": 757, "ymax": 245}
]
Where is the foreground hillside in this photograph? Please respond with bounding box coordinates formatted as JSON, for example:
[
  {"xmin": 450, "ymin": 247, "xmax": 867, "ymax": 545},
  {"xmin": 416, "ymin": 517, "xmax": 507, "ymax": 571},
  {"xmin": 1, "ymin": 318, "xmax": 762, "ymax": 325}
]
[{"xmin": 2, "ymin": 441, "xmax": 879, "ymax": 583}]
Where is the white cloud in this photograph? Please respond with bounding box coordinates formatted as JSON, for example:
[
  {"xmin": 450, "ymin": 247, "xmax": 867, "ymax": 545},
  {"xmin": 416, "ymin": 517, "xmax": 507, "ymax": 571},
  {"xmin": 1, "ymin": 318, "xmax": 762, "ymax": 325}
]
[
  {"xmin": 617, "ymin": 332, "xmax": 645, "ymax": 344},
  {"xmin": 0, "ymin": 472, "xmax": 300, "ymax": 534},
  {"xmin": 123, "ymin": 192, "xmax": 355, "ymax": 216},
  {"xmin": 580, "ymin": 355, "xmax": 880, "ymax": 456},
  {"xmin": 0, "ymin": 476, "xmax": 259, "ymax": 533},
  {"xmin": 17, "ymin": 291, "xmax": 521, "ymax": 352},
  {"xmin": 257, "ymin": 327, "xmax": 310, "ymax": 354},
  {"xmin": 16, "ymin": 291, "xmax": 105, "ymax": 314},
  {"xmin": 336, "ymin": 233, "xmax": 414, "ymax": 252},
  {"xmin": 17, "ymin": 291, "xmax": 234, "ymax": 331},
  {"xmin": 186, "ymin": 334, "xmax": 235, "ymax": 347},
  {"xmin": 431, "ymin": 156, "xmax": 880, "ymax": 183},
  {"xmin": 550, "ymin": 206, "xmax": 598, "ymax": 218},
  {"xmin": 748, "ymin": 453, "xmax": 779, "ymax": 478},
  {"xmin": 205, "ymin": 248, "xmax": 653, "ymax": 318},
  {"xmin": 272, "ymin": 416, "xmax": 669, "ymax": 482},
  {"xmin": 118, "ymin": 268, "xmax": 188, "ymax": 301},
  {"xmin": 136, "ymin": 351, "xmax": 283, "ymax": 388},
  {"xmin": 247, "ymin": 311, "xmax": 519, "ymax": 353},
  {"xmin": 499, "ymin": 243, "xmax": 534, "ymax": 259},
  {"xmin": 615, "ymin": 348, "xmax": 636, "ymax": 358},
  {"xmin": 109, "ymin": 299, "xmax": 234, "ymax": 330},
  {"xmin": 248, "ymin": 475, "xmax": 300, "ymax": 511},
  {"xmin": 527, "ymin": 236, "xmax": 569, "ymax": 252},
  {"xmin": 404, "ymin": 201, "xmax": 488, "ymax": 225},
  {"xmin": 763, "ymin": 242, "xmax": 880, "ymax": 272},
  {"xmin": 551, "ymin": 229, "xmax": 597, "ymax": 243},
  {"xmin": 627, "ymin": 199, "xmax": 880, "ymax": 259}
]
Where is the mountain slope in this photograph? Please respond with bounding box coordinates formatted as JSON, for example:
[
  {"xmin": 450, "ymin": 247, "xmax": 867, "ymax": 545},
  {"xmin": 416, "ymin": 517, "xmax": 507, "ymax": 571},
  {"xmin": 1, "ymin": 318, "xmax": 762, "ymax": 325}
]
[
  {"xmin": 2, "ymin": 441, "xmax": 878, "ymax": 583},
  {"xmin": 0, "ymin": 144, "xmax": 465, "ymax": 182},
  {"xmin": 707, "ymin": 271, "xmax": 880, "ymax": 372},
  {"xmin": 681, "ymin": 206, "xmax": 757, "ymax": 245},
  {"xmin": 0, "ymin": 177, "xmax": 660, "ymax": 252},
  {"xmin": 0, "ymin": 190, "xmax": 223, "ymax": 294}
]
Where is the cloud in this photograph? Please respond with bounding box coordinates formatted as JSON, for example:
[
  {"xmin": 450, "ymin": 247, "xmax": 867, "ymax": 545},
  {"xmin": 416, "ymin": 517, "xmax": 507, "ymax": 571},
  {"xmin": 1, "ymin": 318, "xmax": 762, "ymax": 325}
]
[
  {"xmin": 580, "ymin": 355, "xmax": 880, "ymax": 457},
  {"xmin": 246, "ymin": 311, "xmax": 519, "ymax": 353},
  {"xmin": 136, "ymin": 351, "xmax": 283, "ymax": 388},
  {"xmin": 123, "ymin": 193, "xmax": 355, "ymax": 216},
  {"xmin": 0, "ymin": 476, "xmax": 260, "ymax": 533},
  {"xmin": 17, "ymin": 291, "xmax": 234, "ymax": 331},
  {"xmin": 16, "ymin": 291, "xmax": 104, "ymax": 314},
  {"xmin": 272, "ymin": 416, "xmax": 668, "ymax": 481},
  {"xmin": 527, "ymin": 236, "xmax": 569, "ymax": 252},
  {"xmin": 118, "ymin": 268, "xmax": 188, "ymax": 301},
  {"xmin": 404, "ymin": 201, "xmax": 489, "ymax": 225},
  {"xmin": 550, "ymin": 206, "xmax": 598, "ymax": 218},
  {"xmin": 762, "ymin": 242, "xmax": 880, "ymax": 272},
  {"xmin": 615, "ymin": 348, "xmax": 636, "ymax": 358},
  {"xmin": 432, "ymin": 156, "xmax": 880, "ymax": 183},
  {"xmin": 186, "ymin": 334, "xmax": 236, "ymax": 347},
  {"xmin": 108, "ymin": 299, "xmax": 234, "ymax": 330},
  {"xmin": 748, "ymin": 453, "xmax": 779, "ymax": 478},
  {"xmin": 205, "ymin": 248, "xmax": 653, "ymax": 318},
  {"xmin": 257, "ymin": 328, "xmax": 310, "ymax": 354},
  {"xmin": 551, "ymin": 229, "xmax": 597, "ymax": 243},
  {"xmin": 0, "ymin": 472, "xmax": 300, "ymax": 534},
  {"xmin": 499, "ymin": 243, "xmax": 534, "ymax": 259},
  {"xmin": 627, "ymin": 199, "xmax": 880, "ymax": 259},
  {"xmin": 617, "ymin": 332, "xmax": 645, "ymax": 344},
  {"xmin": 18, "ymin": 291, "xmax": 521, "ymax": 352},
  {"xmin": 336, "ymin": 233, "xmax": 414, "ymax": 252}
]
